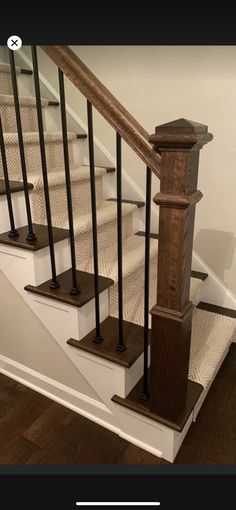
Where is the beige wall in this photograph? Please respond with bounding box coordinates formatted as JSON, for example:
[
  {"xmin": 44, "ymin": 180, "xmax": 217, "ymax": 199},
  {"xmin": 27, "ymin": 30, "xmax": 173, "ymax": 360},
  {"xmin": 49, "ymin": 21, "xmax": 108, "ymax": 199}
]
[
  {"xmin": 21, "ymin": 46, "xmax": 236, "ymax": 294},
  {"xmin": 0, "ymin": 270, "xmax": 98, "ymax": 398}
]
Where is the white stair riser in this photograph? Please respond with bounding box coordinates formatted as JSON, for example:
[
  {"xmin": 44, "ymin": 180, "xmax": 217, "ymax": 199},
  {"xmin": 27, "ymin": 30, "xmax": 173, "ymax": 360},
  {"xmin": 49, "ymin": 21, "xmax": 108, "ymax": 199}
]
[
  {"xmin": 0, "ymin": 241, "xmax": 110, "ymax": 378},
  {"xmin": 0, "ymin": 241, "xmax": 117, "ymax": 427},
  {"xmin": 0, "ymin": 191, "xmax": 28, "ymax": 233},
  {"xmin": 30, "ymin": 288, "xmax": 109, "ymax": 345},
  {"xmin": 0, "ymin": 239, "xmax": 71, "ymax": 288},
  {"xmin": 67, "ymin": 343, "xmax": 149, "ymax": 408},
  {"xmin": 114, "ymin": 404, "xmax": 193, "ymax": 463}
]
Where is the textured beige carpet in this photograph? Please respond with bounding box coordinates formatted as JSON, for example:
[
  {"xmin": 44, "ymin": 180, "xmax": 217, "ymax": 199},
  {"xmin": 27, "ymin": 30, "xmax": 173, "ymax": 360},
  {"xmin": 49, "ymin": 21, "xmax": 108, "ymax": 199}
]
[{"xmin": 1, "ymin": 64, "xmax": 235, "ymax": 393}]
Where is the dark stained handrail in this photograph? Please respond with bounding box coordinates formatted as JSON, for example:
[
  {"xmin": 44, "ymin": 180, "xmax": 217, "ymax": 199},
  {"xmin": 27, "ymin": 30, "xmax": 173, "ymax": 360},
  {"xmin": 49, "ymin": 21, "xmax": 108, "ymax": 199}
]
[{"xmin": 41, "ymin": 46, "xmax": 161, "ymax": 178}]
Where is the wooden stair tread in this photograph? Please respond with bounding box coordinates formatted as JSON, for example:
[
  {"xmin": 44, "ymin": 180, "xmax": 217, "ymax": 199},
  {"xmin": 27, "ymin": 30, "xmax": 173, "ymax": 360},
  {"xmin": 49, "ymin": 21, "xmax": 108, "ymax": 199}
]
[
  {"xmin": 76, "ymin": 134, "xmax": 87, "ymax": 139},
  {"xmin": 136, "ymin": 232, "xmax": 208, "ymax": 281},
  {"xmin": 197, "ymin": 301, "xmax": 236, "ymax": 318},
  {"xmin": 20, "ymin": 68, "xmax": 33, "ymax": 75},
  {"xmin": 107, "ymin": 198, "xmax": 145, "ymax": 208},
  {"xmin": 0, "ymin": 179, "xmax": 33, "ymax": 196},
  {"xmin": 112, "ymin": 372, "xmax": 203, "ymax": 432},
  {"xmin": 48, "ymin": 100, "xmax": 59, "ymax": 107},
  {"xmin": 25, "ymin": 269, "xmax": 114, "ymax": 308},
  {"xmin": 67, "ymin": 316, "xmax": 150, "ymax": 368},
  {"xmin": 191, "ymin": 271, "xmax": 208, "ymax": 282},
  {"xmin": 135, "ymin": 231, "xmax": 159, "ymax": 239},
  {"xmin": 0, "ymin": 224, "xmax": 69, "ymax": 251}
]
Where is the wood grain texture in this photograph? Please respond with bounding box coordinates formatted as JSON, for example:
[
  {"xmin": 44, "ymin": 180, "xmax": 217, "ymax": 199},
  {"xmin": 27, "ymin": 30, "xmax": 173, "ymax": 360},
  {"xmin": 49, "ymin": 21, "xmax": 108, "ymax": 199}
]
[
  {"xmin": 25, "ymin": 268, "xmax": 114, "ymax": 308},
  {"xmin": 106, "ymin": 198, "xmax": 145, "ymax": 209},
  {"xmin": 0, "ymin": 179, "xmax": 33, "ymax": 196},
  {"xmin": 41, "ymin": 46, "xmax": 161, "ymax": 177},
  {"xmin": 197, "ymin": 301, "xmax": 236, "ymax": 318},
  {"xmin": 23, "ymin": 401, "xmax": 74, "ymax": 449},
  {"xmin": 0, "ymin": 345, "xmax": 235, "ymax": 464},
  {"xmin": 68, "ymin": 316, "xmax": 150, "ymax": 368},
  {"xmin": 149, "ymin": 119, "xmax": 213, "ymax": 421},
  {"xmin": 0, "ymin": 436, "xmax": 40, "ymax": 464},
  {"xmin": 112, "ymin": 370, "xmax": 203, "ymax": 432},
  {"xmin": 0, "ymin": 223, "xmax": 69, "ymax": 251}
]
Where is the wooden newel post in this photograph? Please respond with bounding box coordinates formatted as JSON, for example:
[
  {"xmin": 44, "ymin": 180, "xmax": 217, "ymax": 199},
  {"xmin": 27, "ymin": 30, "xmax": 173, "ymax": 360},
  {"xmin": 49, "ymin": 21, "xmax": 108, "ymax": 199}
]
[{"xmin": 149, "ymin": 119, "xmax": 213, "ymax": 423}]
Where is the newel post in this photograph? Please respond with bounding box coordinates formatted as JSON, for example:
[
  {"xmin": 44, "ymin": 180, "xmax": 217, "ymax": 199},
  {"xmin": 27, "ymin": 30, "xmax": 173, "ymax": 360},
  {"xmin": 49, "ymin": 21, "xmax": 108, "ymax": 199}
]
[{"xmin": 149, "ymin": 119, "xmax": 213, "ymax": 423}]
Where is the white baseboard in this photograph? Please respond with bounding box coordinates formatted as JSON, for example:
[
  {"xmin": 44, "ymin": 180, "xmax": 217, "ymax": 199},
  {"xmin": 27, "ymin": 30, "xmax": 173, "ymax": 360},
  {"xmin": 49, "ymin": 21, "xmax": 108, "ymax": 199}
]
[
  {"xmin": 119, "ymin": 431, "xmax": 163, "ymax": 459},
  {"xmin": 0, "ymin": 353, "xmax": 120, "ymax": 435}
]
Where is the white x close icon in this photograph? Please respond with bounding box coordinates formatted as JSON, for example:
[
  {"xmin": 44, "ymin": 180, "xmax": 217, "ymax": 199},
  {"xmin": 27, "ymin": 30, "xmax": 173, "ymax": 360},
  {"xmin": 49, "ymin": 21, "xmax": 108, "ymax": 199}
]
[{"xmin": 7, "ymin": 35, "xmax": 22, "ymax": 51}]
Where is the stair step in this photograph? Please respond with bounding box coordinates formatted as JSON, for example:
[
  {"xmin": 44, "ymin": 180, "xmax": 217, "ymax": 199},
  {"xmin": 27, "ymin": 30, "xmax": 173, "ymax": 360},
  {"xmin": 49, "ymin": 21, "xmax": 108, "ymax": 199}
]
[
  {"xmin": 0, "ymin": 224, "xmax": 69, "ymax": 251},
  {"xmin": 191, "ymin": 271, "xmax": 208, "ymax": 282},
  {"xmin": 0, "ymin": 94, "xmax": 48, "ymax": 107},
  {"xmin": 76, "ymin": 133, "xmax": 87, "ymax": 139},
  {"xmin": 0, "ymin": 94, "xmax": 50, "ymax": 132},
  {"xmin": 104, "ymin": 166, "xmax": 116, "ymax": 173},
  {"xmin": 197, "ymin": 301, "xmax": 236, "ymax": 318},
  {"xmin": 48, "ymin": 100, "xmax": 59, "ymax": 107},
  {"xmin": 67, "ymin": 316, "xmax": 150, "ymax": 368},
  {"xmin": 20, "ymin": 68, "xmax": 33, "ymax": 75},
  {"xmin": 2, "ymin": 131, "xmax": 77, "ymax": 145},
  {"xmin": 0, "ymin": 179, "xmax": 33, "ymax": 196},
  {"xmin": 58, "ymin": 201, "xmax": 137, "ymax": 239},
  {"xmin": 25, "ymin": 269, "xmax": 114, "ymax": 308},
  {"xmin": 83, "ymin": 165, "xmax": 116, "ymax": 174},
  {"xmin": 135, "ymin": 231, "xmax": 159, "ymax": 239},
  {"xmin": 107, "ymin": 198, "xmax": 145, "ymax": 208},
  {"xmin": 112, "ymin": 305, "xmax": 236, "ymax": 432},
  {"xmin": 0, "ymin": 131, "xmax": 77, "ymax": 179},
  {"xmin": 112, "ymin": 375, "xmax": 203, "ymax": 432},
  {"xmin": 0, "ymin": 63, "xmax": 32, "ymax": 75},
  {"xmin": 0, "ymin": 63, "xmax": 32, "ymax": 96}
]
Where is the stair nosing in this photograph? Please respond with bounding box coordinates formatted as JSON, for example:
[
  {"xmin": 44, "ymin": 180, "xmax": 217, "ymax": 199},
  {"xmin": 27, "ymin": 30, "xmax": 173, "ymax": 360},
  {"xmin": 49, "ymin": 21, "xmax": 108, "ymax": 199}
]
[
  {"xmin": 25, "ymin": 270, "xmax": 114, "ymax": 308},
  {"xmin": 0, "ymin": 180, "xmax": 33, "ymax": 196},
  {"xmin": 107, "ymin": 198, "xmax": 145, "ymax": 209},
  {"xmin": 197, "ymin": 301, "xmax": 236, "ymax": 318}
]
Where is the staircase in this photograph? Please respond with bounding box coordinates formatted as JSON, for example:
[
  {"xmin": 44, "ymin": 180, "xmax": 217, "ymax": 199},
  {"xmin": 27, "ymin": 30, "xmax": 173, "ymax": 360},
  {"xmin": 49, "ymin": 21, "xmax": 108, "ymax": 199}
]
[{"xmin": 0, "ymin": 45, "xmax": 235, "ymax": 463}]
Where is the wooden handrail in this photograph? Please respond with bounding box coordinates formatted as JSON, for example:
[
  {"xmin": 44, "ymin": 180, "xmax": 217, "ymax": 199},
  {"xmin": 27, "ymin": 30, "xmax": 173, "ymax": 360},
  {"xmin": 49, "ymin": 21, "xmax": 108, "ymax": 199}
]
[{"xmin": 41, "ymin": 46, "xmax": 161, "ymax": 178}]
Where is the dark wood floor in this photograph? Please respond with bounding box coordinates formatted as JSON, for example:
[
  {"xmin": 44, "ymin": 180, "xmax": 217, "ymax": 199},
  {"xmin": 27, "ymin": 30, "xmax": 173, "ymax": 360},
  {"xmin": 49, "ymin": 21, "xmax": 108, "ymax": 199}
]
[{"xmin": 0, "ymin": 344, "xmax": 236, "ymax": 464}]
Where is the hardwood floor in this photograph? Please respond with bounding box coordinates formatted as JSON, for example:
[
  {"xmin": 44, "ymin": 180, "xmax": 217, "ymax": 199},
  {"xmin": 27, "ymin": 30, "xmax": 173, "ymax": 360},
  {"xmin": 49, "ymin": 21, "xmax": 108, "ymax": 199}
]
[{"xmin": 0, "ymin": 344, "xmax": 236, "ymax": 464}]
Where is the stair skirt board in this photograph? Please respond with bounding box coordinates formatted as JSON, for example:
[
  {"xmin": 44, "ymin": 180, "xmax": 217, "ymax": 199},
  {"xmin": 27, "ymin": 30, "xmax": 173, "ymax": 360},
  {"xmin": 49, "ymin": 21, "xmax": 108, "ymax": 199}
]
[
  {"xmin": 0, "ymin": 352, "xmax": 192, "ymax": 462},
  {"xmin": 0, "ymin": 353, "xmax": 118, "ymax": 434}
]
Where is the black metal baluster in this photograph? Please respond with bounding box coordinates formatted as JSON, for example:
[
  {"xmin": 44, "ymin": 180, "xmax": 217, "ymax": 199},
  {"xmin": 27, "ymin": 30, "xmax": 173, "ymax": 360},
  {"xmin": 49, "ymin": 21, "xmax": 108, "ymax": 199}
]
[
  {"xmin": 116, "ymin": 133, "xmax": 126, "ymax": 352},
  {"xmin": 8, "ymin": 49, "xmax": 36, "ymax": 241},
  {"xmin": 87, "ymin": 101, "xmax": 103, "ymax": 343},
  {"xmin": 31, "ymin": 46, "xmax": 59, "ymax": 289},
  {"xmin": 0, "ymin": 113, "xmax": 18, "ymax": 237},
  {"xmin": 58, "ymin": 69, "xmax": 79, "ymax": 295},
  {"xmin": 141, "ymin": 166, "xmax": 152, "ymax": 400}
]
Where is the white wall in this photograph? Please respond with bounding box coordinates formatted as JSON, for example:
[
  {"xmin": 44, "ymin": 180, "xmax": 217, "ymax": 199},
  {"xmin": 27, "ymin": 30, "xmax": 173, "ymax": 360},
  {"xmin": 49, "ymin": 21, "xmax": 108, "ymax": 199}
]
[
  {"xmin": 0, "ymin": 270, "xmax": 99, "ymax": 399},
  {"xmin": 19, "ymin": 45, "xmax": 236, "ymax": 296}
]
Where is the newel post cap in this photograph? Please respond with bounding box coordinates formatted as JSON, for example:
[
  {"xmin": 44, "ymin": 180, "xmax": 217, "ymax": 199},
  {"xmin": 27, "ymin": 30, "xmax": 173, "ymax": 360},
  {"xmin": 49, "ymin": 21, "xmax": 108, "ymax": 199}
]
[{"xmin": 149, "ymin": 118, "xmax": 213, "ymax": 151}]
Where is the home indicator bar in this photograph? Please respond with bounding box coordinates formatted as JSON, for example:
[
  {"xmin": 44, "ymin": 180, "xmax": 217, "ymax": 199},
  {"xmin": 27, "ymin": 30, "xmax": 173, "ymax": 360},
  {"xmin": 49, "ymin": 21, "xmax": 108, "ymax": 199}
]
[{"xmin": 76, "ymin": 503, "xmax": 161, "ymax": 507}]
